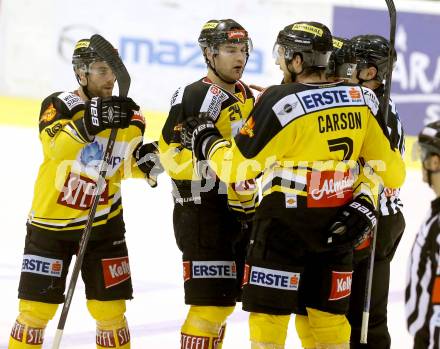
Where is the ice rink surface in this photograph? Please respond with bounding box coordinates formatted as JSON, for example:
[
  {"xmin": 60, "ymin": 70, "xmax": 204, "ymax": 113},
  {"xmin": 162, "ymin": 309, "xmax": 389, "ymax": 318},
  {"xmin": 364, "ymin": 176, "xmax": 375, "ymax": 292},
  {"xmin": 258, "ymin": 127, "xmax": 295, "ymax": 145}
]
[{"xmin": 0, "ymin": 126, "xmax": 432, "ymax": 348}]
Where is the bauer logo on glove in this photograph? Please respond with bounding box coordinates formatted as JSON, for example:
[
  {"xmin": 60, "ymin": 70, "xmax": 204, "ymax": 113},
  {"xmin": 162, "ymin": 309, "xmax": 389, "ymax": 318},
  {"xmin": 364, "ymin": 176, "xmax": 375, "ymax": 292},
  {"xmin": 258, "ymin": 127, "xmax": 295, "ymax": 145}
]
[{"xmin": 326, "ymin": 195, "xmax": 378, "ymax": 250}]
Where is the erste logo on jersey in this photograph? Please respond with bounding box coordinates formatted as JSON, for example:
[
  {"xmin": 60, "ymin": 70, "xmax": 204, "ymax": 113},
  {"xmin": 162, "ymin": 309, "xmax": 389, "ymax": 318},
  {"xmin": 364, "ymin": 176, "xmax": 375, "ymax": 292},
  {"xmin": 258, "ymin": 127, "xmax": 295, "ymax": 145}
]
[
  {"xmin": 22, "ymin": 254, "xmax": 63, "ymax": 277},
  {"xmin": 183, "ymin": 261, "xmax": 237, "ymax": 281},
  {"xmin": 307, "ymin": 170, "xmax": 354, "ymax": 207},
  {"xmin": 329, "ymin": 271, "xmax": 353, "ymax": 301},
  {"xmin": 297, "ymin": 86, "xmax": 364, "ymax": 113},
  {"xmin": 102, "ymin": 256, "xmax": 131, "ymax": 288},
  {"xmin": 57, "ymin": 173, "xmax": 109, "ymax": 210},
  {"xmin": 243, "ymin": 265, "xmax": 300, "ymax": 291}
]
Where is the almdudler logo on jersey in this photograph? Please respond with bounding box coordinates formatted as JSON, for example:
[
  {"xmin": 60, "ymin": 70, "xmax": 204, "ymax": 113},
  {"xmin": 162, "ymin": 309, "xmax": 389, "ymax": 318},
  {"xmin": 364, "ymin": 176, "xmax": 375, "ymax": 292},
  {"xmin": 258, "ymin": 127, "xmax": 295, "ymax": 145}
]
[
  {"xmin": 102, "ymin": 256, "xmax": 131, "ymax": 288},
  {"xmin": 298, "ymin": 86, "xmax": 364, "ymax": 113},
  {"xmin": 246, "ymin": 265, "xmax": 300, "ymax": 291},
  {"xmin": 191, "ymin": 261, "xmax": 237, "ymax": 279},
  {"xmin": 22, "ymin": 255, "xmax": 63, "ymax": 277},
  {"xmin": 329, "ymin": 271, "xmax": 353, "ymax": 301},
  {"xmin": 307, "ymin": 170, "xmax": 354, "ymax": 208}
]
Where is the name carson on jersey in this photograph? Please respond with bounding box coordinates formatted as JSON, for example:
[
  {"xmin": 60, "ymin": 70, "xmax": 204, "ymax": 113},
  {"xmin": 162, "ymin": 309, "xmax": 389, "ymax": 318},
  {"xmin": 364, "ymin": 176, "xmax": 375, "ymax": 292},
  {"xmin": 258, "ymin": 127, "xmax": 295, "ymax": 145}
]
[{"xmin": 317, "ymin": 112, "xmax": 362, "ymax": 133}]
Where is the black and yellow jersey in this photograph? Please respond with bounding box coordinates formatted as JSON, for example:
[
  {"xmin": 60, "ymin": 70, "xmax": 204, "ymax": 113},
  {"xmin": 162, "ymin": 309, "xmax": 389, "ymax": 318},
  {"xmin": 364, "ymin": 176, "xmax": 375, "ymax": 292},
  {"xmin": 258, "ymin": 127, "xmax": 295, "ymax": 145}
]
[
  {"xmin": 203, "ymin": 81, "xmax": 405, "ymax": 213},
  {"xmin": 28, "ymin": 91, "xmax": 146, "ymax": 238},
  {"xmin": 159, "ymin": 77, "xmax": 256, "ymax": 216}
]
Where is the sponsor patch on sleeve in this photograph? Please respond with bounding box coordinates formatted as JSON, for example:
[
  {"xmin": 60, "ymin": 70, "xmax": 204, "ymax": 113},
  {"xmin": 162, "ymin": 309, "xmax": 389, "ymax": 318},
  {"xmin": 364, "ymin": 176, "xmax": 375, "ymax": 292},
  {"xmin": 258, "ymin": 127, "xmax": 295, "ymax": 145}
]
[
  {"xmin": 40, "ymin": 103, "xmax": 57, "ymax": 123},
  {"xmin": 57, "ymin": 92, "xmax": 83, "ymax": 111},
  {"xmin": 272, "ymin": 93, "xmax": 305, "ymax": 127},
  {"xmin": 200, "ymin": 85, "xmax": 229, "ymax": 121},
  {"xmin": 361, "ymin": 87, "xmax": 379, "ymax": 116},
  {"xmin": 170, "ymin": 87, "xmax": 183, "ymax": 107}
]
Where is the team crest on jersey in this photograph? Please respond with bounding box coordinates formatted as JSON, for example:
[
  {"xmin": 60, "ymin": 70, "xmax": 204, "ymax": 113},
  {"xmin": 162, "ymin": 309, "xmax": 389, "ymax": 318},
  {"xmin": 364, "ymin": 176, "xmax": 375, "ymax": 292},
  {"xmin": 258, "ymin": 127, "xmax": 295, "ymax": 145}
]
[
  {"xmin": 239, "ymin": 116, "xmax": 255, "ymax": 137},
  {"xmin": 40, "ymin": 104, "xmax": 57, "ymax": 123}
]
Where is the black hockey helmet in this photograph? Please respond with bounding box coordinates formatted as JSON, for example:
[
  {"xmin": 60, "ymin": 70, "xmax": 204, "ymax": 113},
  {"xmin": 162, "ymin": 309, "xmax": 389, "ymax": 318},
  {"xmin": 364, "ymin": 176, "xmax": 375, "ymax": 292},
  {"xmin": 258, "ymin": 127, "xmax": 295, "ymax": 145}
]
[
  {"xmin": 327, "ymin": 37, "xmax": 357, "ymax": 79},
  {"xmin": 274, "ymin": 21, "xmax": 333, "ymax": 68},
  {"xmin": 418, "ymin": 121, "xmax": 440, "ymax": 159},
  {"xmin": 350, "ymin": 34, "xmax": 396, "ymax": 82},
  {"xmin": 198, "ymin": 19, "xmax": 252, "ymax": 52},
  {"xmin": 72, "ymin": 38, "xmax": 104, "ymax": 69}
]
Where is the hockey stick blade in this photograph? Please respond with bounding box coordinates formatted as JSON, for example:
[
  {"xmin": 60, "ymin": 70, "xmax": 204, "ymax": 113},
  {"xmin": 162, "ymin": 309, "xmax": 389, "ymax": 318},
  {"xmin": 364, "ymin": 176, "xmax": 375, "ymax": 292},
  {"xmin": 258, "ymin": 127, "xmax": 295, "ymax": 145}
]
[
  {"xmin": 90, "ymin": 34, "xmax": 131, "ymax": 97},
  {"xmin": 51, "ymin": 35, "xmax": 130, "ymax": 349},
  {"xmin": 380, "ymin": 0, "xmax": 396, "ymax": 125}
]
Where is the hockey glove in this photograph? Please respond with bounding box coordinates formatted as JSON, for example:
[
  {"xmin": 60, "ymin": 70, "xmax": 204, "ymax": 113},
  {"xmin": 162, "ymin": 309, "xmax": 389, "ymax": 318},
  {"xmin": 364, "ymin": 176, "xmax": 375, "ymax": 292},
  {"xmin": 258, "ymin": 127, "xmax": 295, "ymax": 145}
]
[
  {"xmin": 326, "ymin": 195, "xmax": 378, "ymax": 251},
  {"xmin": 83, "ymin": 96, "xmax": 139, "ymax": 137},
  {"xmin": 181, "ymin": 112, "xmax": 222, "ymax": 161},
  {"xmin": 133, "ymin": 141, "xmax": 164, "ymax": 188}
]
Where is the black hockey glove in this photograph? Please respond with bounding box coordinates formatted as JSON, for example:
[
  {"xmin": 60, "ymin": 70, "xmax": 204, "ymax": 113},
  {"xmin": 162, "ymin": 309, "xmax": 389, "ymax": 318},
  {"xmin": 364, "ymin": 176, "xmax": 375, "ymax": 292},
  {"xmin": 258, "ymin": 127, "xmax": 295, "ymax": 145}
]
[
  {"xmin": 181, "ymin": 112, "xmax": 222, "ymax": 161},
  {"xmin": 133, "ymin": 141, "xmax": 164, "ymax": 188},
  {"xmin": 83, "ymin": 96, "xmax": 139, "ymax": 136},
  {"xmin": 326, "ymin": 195, "xmax": 378, "ymax": 251}
]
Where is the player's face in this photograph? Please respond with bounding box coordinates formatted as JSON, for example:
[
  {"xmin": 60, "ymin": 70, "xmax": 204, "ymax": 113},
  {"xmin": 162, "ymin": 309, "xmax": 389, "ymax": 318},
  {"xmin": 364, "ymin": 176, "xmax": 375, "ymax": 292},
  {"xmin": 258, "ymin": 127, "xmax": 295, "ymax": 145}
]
[
  {"xmin": 211, "ymin": 42, "xmax": 247, "ymax": 81},
  {"xmin": 86, "ymin": 61, "xmax": 116, "ymax": 98},
  {"xmin": 422, "ymin": 153, "xmax": 440, "ymax": 184}
]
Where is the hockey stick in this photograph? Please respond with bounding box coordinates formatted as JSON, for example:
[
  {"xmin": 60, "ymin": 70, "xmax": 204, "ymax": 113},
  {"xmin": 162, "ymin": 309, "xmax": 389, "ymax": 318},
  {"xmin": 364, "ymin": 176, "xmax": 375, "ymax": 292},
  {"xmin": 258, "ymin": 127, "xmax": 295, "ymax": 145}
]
[
  {"xmin": 360, "ymin": 0, "xmax": 396, "ymax": 343},
  {"xmin": 51, "ymin": 34, "xmax": 131, "ymax": 349}
]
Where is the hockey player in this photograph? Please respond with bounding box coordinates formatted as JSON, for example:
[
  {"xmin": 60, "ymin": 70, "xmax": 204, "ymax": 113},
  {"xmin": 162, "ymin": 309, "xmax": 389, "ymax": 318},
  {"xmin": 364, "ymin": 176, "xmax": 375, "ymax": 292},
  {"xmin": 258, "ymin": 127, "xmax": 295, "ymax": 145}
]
[
  {"xmin": 158, "ymin": 19, "xmax": 256, "ymax": 349},
  {"xmin": 406, "ymin": 121, "xmax": 440, "ymax": 349},
  {"xmin": 182, "ymin": 21, "xmax": 406, "ymax": 349},
  {"xmin": 344, "ymin": 34, "xmax": 406, "ymax": 349},
  {"xmin": 8, "ymin": 38, "xmax": 157, "ymax": 349}
]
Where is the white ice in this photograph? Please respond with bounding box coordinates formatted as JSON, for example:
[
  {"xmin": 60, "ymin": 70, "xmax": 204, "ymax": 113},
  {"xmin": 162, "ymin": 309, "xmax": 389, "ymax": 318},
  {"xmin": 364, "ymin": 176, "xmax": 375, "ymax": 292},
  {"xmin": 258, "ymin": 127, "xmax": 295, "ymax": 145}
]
[{"xmin": 0, "ymin": 126, "xmax": 432, "ymax": 348}]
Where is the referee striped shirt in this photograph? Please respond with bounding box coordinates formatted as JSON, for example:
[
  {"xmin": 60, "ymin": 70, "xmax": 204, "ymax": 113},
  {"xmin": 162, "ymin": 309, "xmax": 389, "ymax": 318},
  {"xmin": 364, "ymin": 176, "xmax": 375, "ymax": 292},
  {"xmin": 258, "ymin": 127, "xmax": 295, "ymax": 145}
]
[{"xmin": 406, "ymin": 197, "xmax": 440, "ymax": 348}]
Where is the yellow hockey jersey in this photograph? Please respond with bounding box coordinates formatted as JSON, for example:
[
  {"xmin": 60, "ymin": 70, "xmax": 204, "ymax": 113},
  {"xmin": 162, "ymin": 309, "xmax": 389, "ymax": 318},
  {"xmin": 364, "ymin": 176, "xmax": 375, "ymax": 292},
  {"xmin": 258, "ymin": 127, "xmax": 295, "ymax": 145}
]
[
  {"xmin": 28, "ymin": 91, "xmax": 146, "ymax": 239},
  {"xmin": 203, "ymin": 81, "xmax": 405, "ymax": 212},
  {"xmin": 159, "ymin": 78, "xmax": 256, "ymax": 216}
]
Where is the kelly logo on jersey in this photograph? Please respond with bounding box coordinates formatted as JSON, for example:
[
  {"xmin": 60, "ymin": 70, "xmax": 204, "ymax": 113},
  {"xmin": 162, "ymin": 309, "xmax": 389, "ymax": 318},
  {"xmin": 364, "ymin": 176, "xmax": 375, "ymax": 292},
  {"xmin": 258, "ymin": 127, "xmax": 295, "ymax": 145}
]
[
  {"xmin": 329, "ymin": 271, "xmax": 353, "ymax": 301},
  {"xmin": 244, "ymin": 265, "xmax": 300, "ymax": 291},
  {"xmin": 102, "ymin": 256, "xmax": 131, "ymax": 288},
  {"xmin": 297, "ymin": 86, "xmax": 364, "ymax": 113},
  {"xmin": 22, "ymin": 254, "xmax": 63, "ymax": 277}
]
